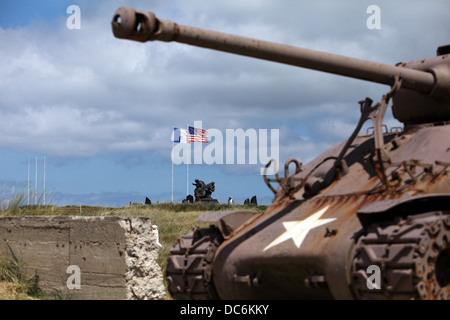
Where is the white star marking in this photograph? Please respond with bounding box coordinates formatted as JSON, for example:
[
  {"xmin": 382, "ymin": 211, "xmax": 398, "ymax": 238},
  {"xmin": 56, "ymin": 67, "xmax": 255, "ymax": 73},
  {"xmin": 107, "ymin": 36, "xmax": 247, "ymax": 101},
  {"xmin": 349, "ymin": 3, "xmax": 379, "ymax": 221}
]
[{"xmin": 263, "ymin": 205, "xmax": 336, "ymax": 252}]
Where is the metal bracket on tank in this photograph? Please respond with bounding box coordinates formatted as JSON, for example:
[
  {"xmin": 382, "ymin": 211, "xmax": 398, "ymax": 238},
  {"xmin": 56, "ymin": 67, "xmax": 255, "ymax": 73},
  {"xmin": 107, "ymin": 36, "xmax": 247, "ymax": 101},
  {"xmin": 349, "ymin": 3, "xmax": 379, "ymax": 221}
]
[
  {"xmin": 369, "ymin": 75, "xmax": 404, "ymax": 189},
  {"xmin": 334, "ymin": 75, "xmax": 403, "ymax": 189},
  {"xmin": 263, "ymin": 158, "xmax": 303, "ymax": 198},
  {"xmin": 370, "ymin": 75, "xmax": 403, "ymax": 156}
]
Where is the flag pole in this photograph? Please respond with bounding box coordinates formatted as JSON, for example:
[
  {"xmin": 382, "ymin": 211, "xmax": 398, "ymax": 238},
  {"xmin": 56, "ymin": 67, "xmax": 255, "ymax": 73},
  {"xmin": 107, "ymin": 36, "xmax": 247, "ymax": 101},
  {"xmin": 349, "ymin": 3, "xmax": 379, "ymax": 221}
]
[
  {"xmin": 186, "ymin": 124, "xmax": 189, "ymax": 197},
  {"xmin": 35, "ymin": 157, "xmax": 37, "ymax": 205},
  {"xmin": 43, "ymin": 156, "xmax": 46, "ymax": 206},
  {"xmin": 171, "ymin": 126, "xmax": 174, "ymax": 203},
  {"xmin": 27, "ymin": 158, "xmax": 30, "ymax": 205}
]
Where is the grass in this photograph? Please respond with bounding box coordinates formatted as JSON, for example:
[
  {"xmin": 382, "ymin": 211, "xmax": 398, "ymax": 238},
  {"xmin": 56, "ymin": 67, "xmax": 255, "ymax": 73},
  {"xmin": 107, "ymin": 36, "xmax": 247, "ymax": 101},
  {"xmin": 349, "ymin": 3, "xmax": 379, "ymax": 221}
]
[
  {"xmin": 0, "ymin": 199, "xmax": 267, "ymax": 300},
  {"xmin": 0, "ymin": 253, "xmax": 42, "ymax": 300},
  {"xmin": 1, "ymin": 183, "xmax": 54, "ymax": 211}
]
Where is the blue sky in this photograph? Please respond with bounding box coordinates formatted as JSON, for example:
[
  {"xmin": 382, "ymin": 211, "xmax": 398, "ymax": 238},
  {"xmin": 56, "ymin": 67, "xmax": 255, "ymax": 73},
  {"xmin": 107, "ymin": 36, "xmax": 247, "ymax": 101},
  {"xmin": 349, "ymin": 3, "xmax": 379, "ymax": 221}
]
[
  {"xmin": 0, "ymin": 0, "xmax": 80, "ymax": 29},
  {"xmin": 0, "ymin": 0, "xmax": 449, "ymax": 207}
]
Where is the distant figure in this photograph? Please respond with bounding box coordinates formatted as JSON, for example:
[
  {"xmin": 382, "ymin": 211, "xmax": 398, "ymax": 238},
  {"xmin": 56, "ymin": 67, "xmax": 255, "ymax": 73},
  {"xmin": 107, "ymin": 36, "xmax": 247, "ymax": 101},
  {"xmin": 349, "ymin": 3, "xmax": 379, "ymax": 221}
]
[
  {"xmin": 182, "ymin": 195, "xmax": 194, "ymax": 203},
  {"xmin": 145, "ymin": 197, "xmax": 151, "ymax": 205},
  {"xmin": 228, "ymin": 197, "xmax": 233, "ymax": 205},
  {"xmin": 244, "ymin": 198, "xmax": 249, "ymax": 205},
  {"xmin": 251, "ymin": 195, "xmax": 258, "ymax": 206},
  {"xmin": 152, "ymin": 225, "xmax": 162, "ymax": 249}
]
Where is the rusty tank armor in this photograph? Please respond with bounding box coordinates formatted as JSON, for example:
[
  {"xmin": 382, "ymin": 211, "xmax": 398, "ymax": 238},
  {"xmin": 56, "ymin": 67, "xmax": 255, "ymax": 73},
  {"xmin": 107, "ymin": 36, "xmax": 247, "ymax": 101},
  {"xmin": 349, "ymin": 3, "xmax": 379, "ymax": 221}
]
[{"xmin": 112, "ymin": 7, "xmax": 450, "ymax": 300}]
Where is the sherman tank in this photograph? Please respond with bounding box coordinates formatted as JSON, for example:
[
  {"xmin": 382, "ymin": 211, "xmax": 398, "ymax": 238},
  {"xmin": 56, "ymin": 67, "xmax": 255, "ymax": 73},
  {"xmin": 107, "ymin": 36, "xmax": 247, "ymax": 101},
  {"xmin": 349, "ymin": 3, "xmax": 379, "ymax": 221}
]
[{"xmin": 111, "ymin": 7, "xmax": 450, "ymax": 300}]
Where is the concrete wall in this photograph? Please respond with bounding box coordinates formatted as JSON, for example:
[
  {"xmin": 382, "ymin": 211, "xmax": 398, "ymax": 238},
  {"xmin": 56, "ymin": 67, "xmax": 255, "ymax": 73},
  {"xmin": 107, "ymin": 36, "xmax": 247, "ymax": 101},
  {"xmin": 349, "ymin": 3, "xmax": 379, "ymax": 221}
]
[{"xmin": 0, "ymin": 216, "xmax": 166, "ymax": 300}]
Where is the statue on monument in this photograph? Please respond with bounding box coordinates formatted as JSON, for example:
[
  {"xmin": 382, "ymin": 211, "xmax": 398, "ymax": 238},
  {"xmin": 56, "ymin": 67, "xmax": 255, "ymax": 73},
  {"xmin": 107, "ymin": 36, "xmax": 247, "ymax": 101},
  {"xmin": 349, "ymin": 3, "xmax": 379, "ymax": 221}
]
[{"xmin": 192, "ymin": 179, "xmax": 219, "ymax": 204}]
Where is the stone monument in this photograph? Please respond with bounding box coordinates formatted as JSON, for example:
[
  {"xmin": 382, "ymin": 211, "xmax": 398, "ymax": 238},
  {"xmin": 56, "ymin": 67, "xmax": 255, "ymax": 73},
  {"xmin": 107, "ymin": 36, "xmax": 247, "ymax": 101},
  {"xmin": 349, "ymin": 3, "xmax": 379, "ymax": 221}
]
[{"xmin": 193, "ymin": 179, "xmax": 219, "ymax": 204}]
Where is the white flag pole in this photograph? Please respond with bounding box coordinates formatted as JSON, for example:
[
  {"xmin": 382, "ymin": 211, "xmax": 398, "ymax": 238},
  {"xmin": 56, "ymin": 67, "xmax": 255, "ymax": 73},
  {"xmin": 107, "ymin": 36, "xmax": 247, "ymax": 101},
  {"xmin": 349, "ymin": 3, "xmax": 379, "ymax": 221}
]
[
  {"xmin": 186, "ymin": 124, "xmax": 189, "ymax": 197},
  {"xmin": 172, "ymin": 126, "xmax": 174, "ymax": 203},
  {"xmin": 27, "ymin": 158, "xmax": 30, "ymax": 205},
  {"xmin": 35, "ymin": 157, "xmax": 38, "ymax": 205},
  {"xmin": 43, "ymin": 156, "xmax": 46, "ymax": 206}
]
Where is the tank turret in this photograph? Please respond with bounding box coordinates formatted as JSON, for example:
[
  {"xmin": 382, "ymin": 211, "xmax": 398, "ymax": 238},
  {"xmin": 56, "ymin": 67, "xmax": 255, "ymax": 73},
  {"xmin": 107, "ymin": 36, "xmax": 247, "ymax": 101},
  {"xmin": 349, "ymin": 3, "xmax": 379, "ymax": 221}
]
[{"xmin": 111, "ymin": 7, "xmax": 450, "ymax": 300}]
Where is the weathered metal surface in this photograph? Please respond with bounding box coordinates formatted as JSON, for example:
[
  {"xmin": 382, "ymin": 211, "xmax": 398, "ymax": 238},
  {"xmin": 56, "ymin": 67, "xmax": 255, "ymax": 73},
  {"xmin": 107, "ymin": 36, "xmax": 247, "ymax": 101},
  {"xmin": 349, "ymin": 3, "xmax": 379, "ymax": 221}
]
[
  {"xmin": 112, "ymin": 7, "xmax": 450, "ymax": 299},
  {"xmin": 166, "ymin": 225, "xmax": 223, "ymax": 299},
  {"xmin": 210, "ymin": 120, "xmax": 449, "ymax": 299},
  {"xmin": 352, "ymin": 212, "xmax": 450, "ymax": 300}
]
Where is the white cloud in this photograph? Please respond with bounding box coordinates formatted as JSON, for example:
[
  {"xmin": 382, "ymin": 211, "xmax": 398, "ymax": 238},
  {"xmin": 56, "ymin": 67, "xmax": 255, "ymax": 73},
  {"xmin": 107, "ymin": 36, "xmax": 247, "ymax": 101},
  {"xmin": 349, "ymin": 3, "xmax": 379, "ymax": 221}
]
[{"xmin": 0, "ymin": 0, "xmax": 448, "ymax": 170}]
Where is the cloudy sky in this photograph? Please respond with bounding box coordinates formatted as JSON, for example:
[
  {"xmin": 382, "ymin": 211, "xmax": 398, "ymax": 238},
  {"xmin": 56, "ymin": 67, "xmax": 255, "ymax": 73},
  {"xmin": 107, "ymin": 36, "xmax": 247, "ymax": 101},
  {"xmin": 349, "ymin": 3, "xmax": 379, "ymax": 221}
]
[{"xmin": 0, "ymin": 0, "xmax": 449, "ymax": 207}]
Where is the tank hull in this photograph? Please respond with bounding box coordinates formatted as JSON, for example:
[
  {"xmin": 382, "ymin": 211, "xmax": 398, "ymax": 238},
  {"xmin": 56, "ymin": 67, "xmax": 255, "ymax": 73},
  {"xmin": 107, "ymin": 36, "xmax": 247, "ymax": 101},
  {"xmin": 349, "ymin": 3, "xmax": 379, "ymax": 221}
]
[{"xmin": 212, "ymin": 125, "xmax": 450, "ymax": 299}]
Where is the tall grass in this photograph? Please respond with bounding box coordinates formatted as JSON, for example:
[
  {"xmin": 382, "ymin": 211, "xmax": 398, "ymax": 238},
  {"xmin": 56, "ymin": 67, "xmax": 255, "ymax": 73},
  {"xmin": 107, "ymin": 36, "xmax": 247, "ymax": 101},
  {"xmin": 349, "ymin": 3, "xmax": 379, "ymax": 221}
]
[
  {"xmin": 0, "ymin": 253, "xmax": 42, "ymax": 300},
  {"xmin": 0, "ymin": 183, "xmax": 54, "ymax": 212}
]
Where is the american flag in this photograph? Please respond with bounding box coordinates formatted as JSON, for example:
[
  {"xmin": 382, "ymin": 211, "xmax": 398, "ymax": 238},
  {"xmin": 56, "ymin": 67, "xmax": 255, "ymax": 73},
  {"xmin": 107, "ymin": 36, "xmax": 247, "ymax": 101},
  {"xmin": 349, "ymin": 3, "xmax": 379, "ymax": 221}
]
[{"xmin": 188, "ymin": 126, "xmax": 208, "ymax": 143}]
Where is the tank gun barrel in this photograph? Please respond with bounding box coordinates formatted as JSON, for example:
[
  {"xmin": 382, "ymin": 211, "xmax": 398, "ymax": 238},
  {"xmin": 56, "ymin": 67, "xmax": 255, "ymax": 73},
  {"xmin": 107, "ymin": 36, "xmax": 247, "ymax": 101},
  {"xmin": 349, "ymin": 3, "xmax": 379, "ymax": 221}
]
[{"xmin": 112, "ymin": 7, "xmax": 443, "ymax": 95}]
